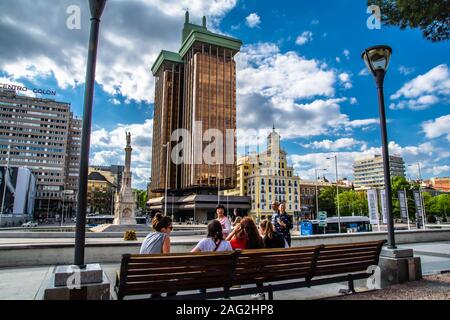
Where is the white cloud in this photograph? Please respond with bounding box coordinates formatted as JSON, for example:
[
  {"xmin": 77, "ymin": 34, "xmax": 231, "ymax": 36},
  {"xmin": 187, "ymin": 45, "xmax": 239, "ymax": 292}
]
[
  {"xmin": 398, "ymin": 66, "xmax": 415, "ymax": 76},
  {"xmin": 235, "ymin": 43, "xmax": 379, "ymax": 141},
  {"xmin": 335, "ymin": 57, "xmax": 341, "ymax": 63},
  {"xmin": 343, "ymin": 49, "xmax": 350, "ymax": 60},
  {"xmin": 302, "ymin": 138, "xmax": 367, "ymax": 151},
  {"xmin": 295, "ymin": 31, "xmax": 313, "ymax": 46},
  {"xmin": 0, "ymin": 0, "xmax": 238, "ymax": 103},
  {"xmin": 422, "ymin": 115, "xmax": 450, "ymax": 141},
  {"xmin": 245, "ymin": 13, "xmax": 261, "ymax": 28},
  {"xmin": 338, "ymin": 72, "xmax": 352, "ymax": 89},
  {"xmin": 427, "ymin": 165, "xmax": 450, "ymax": 176},
  {"xmin": 90, "ymin": 119, "xmax": 153, "ymax": 189},
  {"xmin": 350, "ymin": 97, "xmax": 358, "ymax": 105},
  {"xmin": 390, "ymin": 64, "xmax": 450, "ymax": 110}
]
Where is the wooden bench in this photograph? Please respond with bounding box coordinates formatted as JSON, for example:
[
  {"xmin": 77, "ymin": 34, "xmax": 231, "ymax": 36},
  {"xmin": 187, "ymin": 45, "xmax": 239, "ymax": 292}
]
[
  {"xmin": 115, "ymin": 240, "xmax": 386, "ymax": 300},
  {"xmin": 115, "ymin": 251, "xmax": 238, "ymax": 300}
]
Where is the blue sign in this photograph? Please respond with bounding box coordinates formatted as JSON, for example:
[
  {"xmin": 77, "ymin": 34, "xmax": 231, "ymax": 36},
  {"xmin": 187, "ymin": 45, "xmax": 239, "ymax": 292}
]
[{"xmin": 300, "ymin": 221, "xmax": 313, "ymax": 236}]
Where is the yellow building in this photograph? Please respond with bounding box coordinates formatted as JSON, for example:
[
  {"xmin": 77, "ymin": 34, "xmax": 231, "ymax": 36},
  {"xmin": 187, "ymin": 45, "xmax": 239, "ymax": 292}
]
[
  {"xmin": 225, "ymin": 128, "xmax": 300, "ymax": 221},
  {"xmin": 87, "ymin": 171, "xmax": 115, "ymax": 215}
]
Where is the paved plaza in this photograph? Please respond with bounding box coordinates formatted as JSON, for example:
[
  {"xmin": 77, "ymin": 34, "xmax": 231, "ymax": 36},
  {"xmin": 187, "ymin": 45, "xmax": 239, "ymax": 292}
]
[{"xmin": 1, "ymin": 241, "xmax": 450, "ymax": 300}]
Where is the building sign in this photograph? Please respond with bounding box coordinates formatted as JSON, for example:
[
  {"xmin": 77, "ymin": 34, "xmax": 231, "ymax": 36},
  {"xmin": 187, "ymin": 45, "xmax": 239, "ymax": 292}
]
[
  {"xmin": 367, "ymin": 189, "xmax": 379, "ymax": 225},
  {"xmin": 398, "ymin": 190, "xmax": 408, "ymax": 219},
  {"xmin": 318, "ymin": 211, "xmax": 327, "ymax": 227},
  {"xmin": 1, "ymin": 83, "xmax": 57, "ymax": 96},
  {"xmin": 380, "ymin": 189, "xmax": 388, "ymax": 224}
]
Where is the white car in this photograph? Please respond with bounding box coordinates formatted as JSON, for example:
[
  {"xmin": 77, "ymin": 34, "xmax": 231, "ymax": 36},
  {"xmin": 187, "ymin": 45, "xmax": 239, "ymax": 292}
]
[{"xmin": 22, "ymin": 221, "xmax": 38, "ymax": 228}]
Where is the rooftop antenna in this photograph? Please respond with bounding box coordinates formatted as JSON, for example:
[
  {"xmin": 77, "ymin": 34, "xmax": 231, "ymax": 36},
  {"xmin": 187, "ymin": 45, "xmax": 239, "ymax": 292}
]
[{"xmin": 185, "ymin": 10, "xmax": 189, "ymax": 23}]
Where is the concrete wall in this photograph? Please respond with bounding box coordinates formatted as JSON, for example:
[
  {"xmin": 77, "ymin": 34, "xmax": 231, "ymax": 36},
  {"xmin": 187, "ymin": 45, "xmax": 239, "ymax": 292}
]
[{"xmin": 1, "ymin": 229, "xmax": 449, "ymax": 268}]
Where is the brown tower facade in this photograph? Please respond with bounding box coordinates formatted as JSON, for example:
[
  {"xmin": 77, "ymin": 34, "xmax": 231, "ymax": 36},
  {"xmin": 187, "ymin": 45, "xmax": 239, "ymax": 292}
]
[{"xmin": 150, "ymin": 13, "xmax": 242, "ymax": 195}]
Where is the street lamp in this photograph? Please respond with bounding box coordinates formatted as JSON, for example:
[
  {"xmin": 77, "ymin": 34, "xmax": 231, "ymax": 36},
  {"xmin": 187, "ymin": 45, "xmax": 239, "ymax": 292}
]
[
  {"xmin": 315, "ymin": 168, "xmax": 327, "ymax": 220},
  {"xmin": 74, "ymin": 0, "xmax": 107, "ymax": 267},
  {"xmin": 326, "ymin": 155, "xmax": 341, "ymax": 233},
  {"xmin": 362, "ymin": 45, "xmax": 396, "ymax": 249}
]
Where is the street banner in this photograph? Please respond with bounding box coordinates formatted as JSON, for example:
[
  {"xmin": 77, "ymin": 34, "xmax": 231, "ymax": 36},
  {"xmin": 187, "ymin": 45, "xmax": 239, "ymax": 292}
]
[
  {"xmin": 398, "ymin": 190, "xmax": 408, "ymax": 219},
  {"xmin": 367, "ymin": 189, "xmax": 379, "ymax": 225},
  {"xmin": 380, "ymin": 189, "xmax": 388, "ymax": 224},
  {"xmin": 413, "ymin": 190, "xmax": 424, "ymax": 224}
]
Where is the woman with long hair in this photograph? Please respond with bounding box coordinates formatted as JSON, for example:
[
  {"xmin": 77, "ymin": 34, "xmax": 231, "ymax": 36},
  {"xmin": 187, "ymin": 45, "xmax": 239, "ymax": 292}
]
[
  {"xmin": 191, "ymin": 220, "xmax": 233, "ymax": 252},
  {"xmin": 226, "ymin": 217, "xmax": 264, "ymax": 250},
  {"xmin": 259, "ymin": 219, "xmax": 287, "ymax": 248},
  {"xmin": 139, "ymin": 212, "xmax": 173, "ymax": 254}
]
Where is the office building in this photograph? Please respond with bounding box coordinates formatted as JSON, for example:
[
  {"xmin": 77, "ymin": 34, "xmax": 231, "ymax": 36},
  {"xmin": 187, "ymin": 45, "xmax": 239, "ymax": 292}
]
[
  {"xmin": 148, "ymin": 12, "xmax": 249, "ymax": 221},
  {"xmin": 0, "ymin": 89, "xmax": 81, "ymax": 218},
  {"xmin": 353, "ymin": 154, "xmax": 405, "ymax": 189},
  {"xmin": 224, "ymin": 127, "xmax": 301, "ymax": 220}
]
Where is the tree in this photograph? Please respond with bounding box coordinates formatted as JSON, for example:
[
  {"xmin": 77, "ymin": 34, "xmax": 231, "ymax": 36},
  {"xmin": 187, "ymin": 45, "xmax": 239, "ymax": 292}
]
[
  {"xmin": 337, "ymin": 191, "xmax": 369, "ymax": 216},
  {"xmin": 368, "ymin": 0, "xmax": 450, "ymax": 42},
  {"xmin": 318, "ymin": 186, "xmax": 337, "ymax": 216}
]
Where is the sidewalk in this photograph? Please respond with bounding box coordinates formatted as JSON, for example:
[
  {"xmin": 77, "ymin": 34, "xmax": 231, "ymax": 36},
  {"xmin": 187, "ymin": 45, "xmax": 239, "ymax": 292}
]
[{"xmin": 328, "ymin": 273, "xmax": 450, "ymax": 300}]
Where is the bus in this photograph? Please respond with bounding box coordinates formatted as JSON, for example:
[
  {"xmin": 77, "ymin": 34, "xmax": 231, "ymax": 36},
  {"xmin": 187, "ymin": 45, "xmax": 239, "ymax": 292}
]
[{"xmin": 303, "ymin": 216, "xmax": 372, "ymax": 235}]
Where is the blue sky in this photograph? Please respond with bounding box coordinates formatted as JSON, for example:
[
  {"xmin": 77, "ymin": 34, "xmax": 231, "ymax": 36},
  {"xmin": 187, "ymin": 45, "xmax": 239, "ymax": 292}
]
[{"xmin": 0, "ymin": 0, "xmax": 449, "ymax": 189}]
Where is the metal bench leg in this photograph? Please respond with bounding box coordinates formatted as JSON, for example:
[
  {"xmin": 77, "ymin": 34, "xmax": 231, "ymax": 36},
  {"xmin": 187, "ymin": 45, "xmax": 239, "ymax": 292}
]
[
  {"xmin": 268, "ymin": 285, "xmax": 274, "ymax": 300},
  {"xmin": 348, "ymin": 274, "xmax": 356, "ymax": 294}
]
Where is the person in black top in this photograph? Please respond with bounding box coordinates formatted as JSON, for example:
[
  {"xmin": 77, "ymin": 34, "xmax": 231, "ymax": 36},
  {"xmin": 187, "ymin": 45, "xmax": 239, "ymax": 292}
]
[
  {"xmin": 274, "ymin": 202, "xmax": 294, "ymax": 247},
  {"xmin": 259, "ymin": 219, "xmax": 286, "ymax": 248}
]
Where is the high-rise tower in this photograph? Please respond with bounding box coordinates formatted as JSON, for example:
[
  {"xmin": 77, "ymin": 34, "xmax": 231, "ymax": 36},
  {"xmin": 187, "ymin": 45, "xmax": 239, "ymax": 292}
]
[{"xmin": 150, "ymin": 13, "xmax": 242, "ymax": 194}]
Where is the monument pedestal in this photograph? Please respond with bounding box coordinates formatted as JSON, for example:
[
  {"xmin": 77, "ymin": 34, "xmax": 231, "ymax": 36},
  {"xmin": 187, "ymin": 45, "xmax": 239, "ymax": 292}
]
[
  {"xmin": 378, "ymin": 248, "xmax": 422, "ymax": 288},
  {"xmin": 43, "ymin": 264, "xmax": 110, "ymax": 300}
]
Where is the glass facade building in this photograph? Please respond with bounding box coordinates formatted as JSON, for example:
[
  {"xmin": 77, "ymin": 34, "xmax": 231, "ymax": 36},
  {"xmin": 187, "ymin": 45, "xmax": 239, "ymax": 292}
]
[{"xmin": 150, "ymin": 12, "xmax": 242, "ymax": 194}]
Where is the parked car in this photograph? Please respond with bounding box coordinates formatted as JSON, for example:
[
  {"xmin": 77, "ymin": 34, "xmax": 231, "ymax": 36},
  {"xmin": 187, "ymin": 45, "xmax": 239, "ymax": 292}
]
[{"xmin": 22, "ymin": 221, "xmax": 38, "ymax": 228}]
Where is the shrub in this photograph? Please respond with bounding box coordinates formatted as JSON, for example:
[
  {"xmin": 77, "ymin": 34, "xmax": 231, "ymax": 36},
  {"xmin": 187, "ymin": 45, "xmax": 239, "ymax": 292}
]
[
  {"xmin": 123, "ymin": 230, "xmax": 137, "ymax": 241},
  {"xmin": 427, "ymin": 215, "xmax": 437, "ymax": 223}
]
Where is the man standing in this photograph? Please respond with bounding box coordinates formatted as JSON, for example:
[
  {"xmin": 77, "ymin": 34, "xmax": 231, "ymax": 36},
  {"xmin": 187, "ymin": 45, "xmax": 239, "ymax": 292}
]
[
  {"xmin": 270, "ymin": 201, "xmax": 280, "ymax": 225},
  {"xmin": 274, "ymin": 202, "xmax": 293, "ymax": 247}
]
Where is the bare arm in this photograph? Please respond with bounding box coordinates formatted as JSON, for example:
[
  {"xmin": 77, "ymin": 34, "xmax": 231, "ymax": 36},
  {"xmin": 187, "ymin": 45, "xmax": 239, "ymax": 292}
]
[
  {"xmin": 162, "ymin": 235, "xmax": 171, "ymax": 254},
  {"xmin": 226, "ymin": 224, "xmax": 240, "ymax": 241}
]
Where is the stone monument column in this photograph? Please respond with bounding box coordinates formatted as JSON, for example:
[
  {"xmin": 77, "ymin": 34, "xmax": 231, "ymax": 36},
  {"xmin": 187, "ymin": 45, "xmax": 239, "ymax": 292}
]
[{"xmin": 113, "ymin": 132, "xmax": 137, "ymax": 225}]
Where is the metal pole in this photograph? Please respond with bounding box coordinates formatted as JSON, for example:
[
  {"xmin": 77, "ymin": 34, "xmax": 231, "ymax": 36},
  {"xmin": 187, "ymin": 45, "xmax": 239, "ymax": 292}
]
[
  {"xmin": 375, "ymin": 70, "xmax": 396, "ymax": 249},
  {"xmin": 0, "ymin": 145, "xmax": 11, "ymax": 227},
  {"xmin": 335, "ymin": 155, "xmax": 341, "ymax": 233},
  {"xmin": 61, "ymin": 187, "xmax": 65, "ymax": 227},
  {"xmin": 74, "ymin": 0, "xmax": 107, "ymax": 267}
]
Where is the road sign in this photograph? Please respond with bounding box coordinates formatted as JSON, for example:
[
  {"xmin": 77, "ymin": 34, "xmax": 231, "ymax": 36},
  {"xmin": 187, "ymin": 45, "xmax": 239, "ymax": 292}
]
[
  {"xmin": 318, "ymin": 211, "xmax": 327, "ymax": 227},
  {"xmin": 300, "ymin": 221, "xmax": 313, "ymax": 236}
]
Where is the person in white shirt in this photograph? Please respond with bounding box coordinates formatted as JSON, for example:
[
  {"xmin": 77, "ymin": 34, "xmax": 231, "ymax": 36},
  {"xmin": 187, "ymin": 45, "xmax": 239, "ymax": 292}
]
[
  {"xmin": 192, "ymin": 220, "xmax": 233, "ymax": 252},
  {"xmin": 215, "ymin": 204, "xmax": 232, "ymax": 239}
]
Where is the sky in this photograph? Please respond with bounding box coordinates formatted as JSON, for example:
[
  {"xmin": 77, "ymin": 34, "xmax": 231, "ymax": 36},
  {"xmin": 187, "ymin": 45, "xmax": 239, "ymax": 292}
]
[{"xmin": 0, "ymin": 0, "xmax": 449, "ymax": 189}]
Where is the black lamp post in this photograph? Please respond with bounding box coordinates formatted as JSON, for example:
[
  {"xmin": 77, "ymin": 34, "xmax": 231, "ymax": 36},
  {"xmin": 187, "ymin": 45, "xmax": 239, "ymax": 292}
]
[
  {"xmin": 361, "ymin": 45, "xmax": 396, "ymax": 249},
  {"xmin": 74, "ymin": 0, "xmax": 107, "ymax": 267}
]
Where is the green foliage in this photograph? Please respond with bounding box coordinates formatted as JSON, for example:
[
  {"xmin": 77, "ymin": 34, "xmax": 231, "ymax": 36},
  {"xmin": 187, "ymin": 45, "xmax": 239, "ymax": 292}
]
[
  {"xmin": 134, "ymin": 189, "xmax": 148, "ymax": 210},
  {"xmin": 123, "ymin": 230, "xmax": 137, "ymax": 241},
  {"xmin": 318, "ymin": 186, "xmax": 337, "ymax": 216},
  {"xmin": 336, "ymin": 191, "xmax": 368, "ymax": 216},
  {"xmin": 368, "ymin": 0, "xmax": 450, "ymax": 42}
]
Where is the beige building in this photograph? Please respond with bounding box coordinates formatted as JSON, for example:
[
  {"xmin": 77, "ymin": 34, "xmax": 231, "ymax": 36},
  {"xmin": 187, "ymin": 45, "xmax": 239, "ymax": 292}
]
[
  {"xmin": 225, "ymin": 128, "xmax": 300, "ymax": 220},
  {"xmin": 353, "ymin": 154, "xmax": 405, "ymax": 190},
  {"xmin": 0, "ymin": 89, "xmax": 81, "ymax": 218}
]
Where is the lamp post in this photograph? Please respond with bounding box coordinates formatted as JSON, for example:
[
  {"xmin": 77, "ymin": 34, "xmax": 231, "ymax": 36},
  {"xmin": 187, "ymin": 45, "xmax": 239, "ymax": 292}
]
[
  {"xmin": 74, "ymin": 0, "xmax": 107, "ymax": 267},
  {"xmin": 362, "ymin": 45, "xmax": 396, "ymax": 249},
  {"xmin": 326, "ymin": 155, "xmax": 341, "ymax": 233},
  {"xmin": 315, "ymin": 168, "xmax": 327, "ymax": 220}
]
